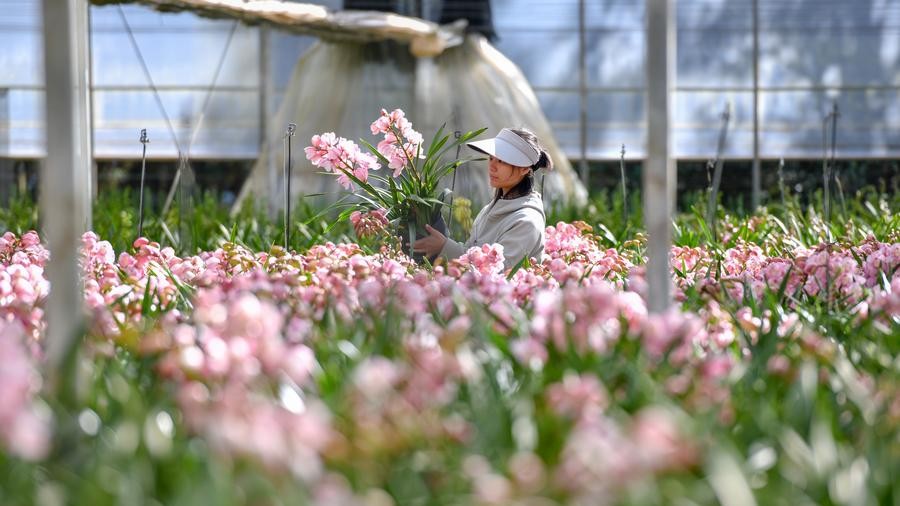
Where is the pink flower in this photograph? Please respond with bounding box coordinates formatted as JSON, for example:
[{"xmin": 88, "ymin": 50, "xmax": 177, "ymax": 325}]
[
  {"xmin": 700, "ymin": 354, "xmax": 734, "ymax": 380},
  {"xmin": 510, "ymin": 338, "xmax": 548, "ymax": 369},
  {"xmin": 349, "ymin": 208, "xmax": 390, "ymax": 239},
  {"xmin": 630, "ymin": 406, "xmax": 696, "ymax": 471},
  {"xmin": 861, "ymin": 242, "xmax": 900, "ymax": 287},
  {"xmin": 800, "ymin": 246, "xmax": 865, "ymax": 303},
  {"xmin": 870, "ymin": 277, "xmax": 900, "ymax": 322},
  {"xmin": 354, "ymin": 356, "xmax": 403, "ymax": 399},
  {"xmin": 508, "ymin": 452, "xmax": 546, "ymax": 492},
  {"xmin": 369, "ymin": 108, "xmax": 423, "ymax": 177},
  {"xmin": 761, "ymin": 258, "xmax": 803, "ymax": 296},
  {"xmin": 306, "ymin": 134, "xmax": 380, "ymax": 189},
  {"xmin": 642, "ymin": 309, "xmax": 702, "ymax": 364},
  {"xmin": 546, "ymin": 373, "xmax": 609, "ymax": 420},
  {"xmin": 455, "ymin": 244, "xmax": 506, "ymax": 276},
  {"xmin": 0, "ymin": 321, "xmax": 51, "ymax": 461},
  {"xmin": 304, "ymin": 132, "xmax": 340, "ymax": 170},
  {"xmin": 671, "ymin": 246, "xmax": 711, "ymax": 275}
]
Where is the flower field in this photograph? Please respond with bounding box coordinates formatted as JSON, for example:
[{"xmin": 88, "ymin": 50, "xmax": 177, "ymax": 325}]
[{"xmin": 1, "ymin": 193, "xmax": 899, "ymax": 505}]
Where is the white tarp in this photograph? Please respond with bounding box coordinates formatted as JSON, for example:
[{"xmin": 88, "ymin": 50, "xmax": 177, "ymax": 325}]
[{"xmin": 237, "ymin": 34, "xmax": 588, "ymax": 209}]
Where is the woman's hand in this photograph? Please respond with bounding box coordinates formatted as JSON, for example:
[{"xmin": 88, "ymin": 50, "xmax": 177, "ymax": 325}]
[{"xmin": 412, "ymin": 224, "xmax": 447, "ymax": 258}]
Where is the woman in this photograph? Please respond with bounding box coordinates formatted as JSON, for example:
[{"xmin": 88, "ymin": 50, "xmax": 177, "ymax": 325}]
[{"xmin": 413, "ymin": 127, "xmax": 550, "ymax": 270}]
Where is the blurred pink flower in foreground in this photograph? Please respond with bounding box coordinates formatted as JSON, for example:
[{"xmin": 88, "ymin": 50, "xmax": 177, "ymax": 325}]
[
  {"xmin": 454, "ymin": 244, "xmax": 506, "ymax": 277},
  {"xmin": 0, "ymin": 226, "xmax": 897, "ymax": 490},
  {"xmin": 546, "ymin": 372, "xmax": 609, "ymax": 420},
  {"xmin": 0, "ymin": 321, "xmax": 51, "ymax": 461}
]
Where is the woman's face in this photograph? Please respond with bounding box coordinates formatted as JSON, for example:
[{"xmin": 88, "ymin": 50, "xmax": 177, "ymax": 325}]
[{"xmin": 488, "ymin": 156, "xmax": 530, "ymax": 192}]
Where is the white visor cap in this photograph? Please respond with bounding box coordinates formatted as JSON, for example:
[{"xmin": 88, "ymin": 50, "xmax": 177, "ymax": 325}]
[{"xmin": 466, "ymin": 128, "xmax": 540, "ymax": 168}]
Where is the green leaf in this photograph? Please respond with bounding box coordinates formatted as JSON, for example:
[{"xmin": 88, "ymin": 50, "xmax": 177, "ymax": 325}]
[
  {"xmin": 358, "ymin": 138, "xmax": 391, "ymax": 166},
  {"xmin": 506, "ymin": 254, "xmax": 531, "ymax": 279}
]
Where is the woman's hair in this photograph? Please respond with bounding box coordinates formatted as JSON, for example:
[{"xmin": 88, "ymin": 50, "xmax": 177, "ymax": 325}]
[
  {"xmin": 511, "ymin": 128, "xmax": 553, "ymax": 172},
  {"xmin": 494, "ymin": 128, "xmax": 552, "ymax": 200}
]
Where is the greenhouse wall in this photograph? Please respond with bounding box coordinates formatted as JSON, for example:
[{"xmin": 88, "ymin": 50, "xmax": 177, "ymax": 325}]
[{"xmin": 0, "ymin": 0, "xmax": 898, "ymax": 161}]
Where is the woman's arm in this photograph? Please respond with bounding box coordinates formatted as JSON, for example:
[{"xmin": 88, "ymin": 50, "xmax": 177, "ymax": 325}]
[
  {"xmin": 435, "ymin": 202, "xmax": 490, "ymax": 261},
  {"xmin": 496, "ymin": 219, "xmax": 542, "ymax": 270},
  {"xmin": 439, "ymin": 236, "xmax": 467, "ymax": 259}
]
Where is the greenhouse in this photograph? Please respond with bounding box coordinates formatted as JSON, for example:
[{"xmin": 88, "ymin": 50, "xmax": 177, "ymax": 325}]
[{"xmin": 0, "ymin": 0, "xmax": 898, "ymax": 504}]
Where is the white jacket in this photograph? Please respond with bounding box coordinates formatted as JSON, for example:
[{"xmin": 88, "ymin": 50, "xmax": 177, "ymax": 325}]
[{"xmin": 440, "ymin": 191, "xmax": 546, "ymax": 270}]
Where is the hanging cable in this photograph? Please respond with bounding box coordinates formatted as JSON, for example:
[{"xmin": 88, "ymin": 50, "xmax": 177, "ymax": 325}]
[
  {"xmin": 116, "ymin": 4, "xmax": 182, "ymax": 154},
  {"xmin": 186, "ymin": 20, "xmax": 239, "ymax": 157},
  {"xmin": 161, "ymin": 19, "xmax": 240, "ymax": 216}
]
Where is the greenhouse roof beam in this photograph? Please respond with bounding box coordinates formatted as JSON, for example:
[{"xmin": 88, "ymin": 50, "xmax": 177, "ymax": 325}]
[{"xmin": 89, "ymin": 0, "xmax": 467, "ymax": 57}]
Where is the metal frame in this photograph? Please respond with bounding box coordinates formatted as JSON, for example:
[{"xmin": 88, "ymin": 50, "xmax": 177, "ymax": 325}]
[
  {"xmin": 644, "ymin": 0, "xmax": 675, "ymax": 312},
  {"xmin": 41, "ymin": 0, "xmax": 93, "ymax": 368},
  {"xmin": 7, "ymin": 1, "xmax": 900, "ymax": 163}
]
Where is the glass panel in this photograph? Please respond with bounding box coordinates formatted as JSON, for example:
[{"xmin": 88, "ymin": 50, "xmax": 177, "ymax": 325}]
[
  {"xmin": 588, "ymin": 30, "xmax": 645, "ymax": 88},
  {"xmin": 758, "ymin": 0, "xmax": 900, "ymax": 87},
  {"xmin": 760, "ymin": 89, "xmax": 900, "ymax": 158},
  {"xmin": 0, "ymin": 0, "xmax": 41, "ymax": 28},
  {"xmin": 761, "ymin": 30, "xmax": 900, "ymax": 88},
  {"xmin": 0, "ymin": 31, "xmax": 42, "ymax": 86},
  {"xmin": 585, "ymin": 0, "xmax": 645, "ymax": 30},
  {"xmin": 91, "ymin": 4, "xmax": 229, "ymax": 30},
  {"xmin": 759, "ymin": 0, "xmax": 888, "ymax": 30},
  {"xmin": 494, "ymin": 31, "xmax": 579, "ymax": 89},
  {"xmin": 497, "ymin": 29, "xmax": 645, "ymax": 89},
  {"xmin": 678, "ymin": 0, "xmax": 751, "ymax": 30},
  {"xmin": 673, "ymin": 91, "xmax": 754, "ymax": 159},
  {"xmin": 0, "ymin": 89, "xmax": 43, "ymax": 157},
  {"xmin": 91, "ymin": 25, "xmax": 260, "ymax": 87},
  {"xmin": 552, "ymin": 123, "xmax": 647, "ymax": 160},
  {"xmin": 678, "ymin": 29, "xmax": 753, "ymax": 88},
  {"xmin": 493, "ymin": 0, "xmax": 581, "ymax": 31},
  {"xmin": 538, "ymin": 90, "xmax": 646, "ymax": 159},
  {"xmin": 93, "ymin": 90, "xmax": 259, "ymax": 158}
]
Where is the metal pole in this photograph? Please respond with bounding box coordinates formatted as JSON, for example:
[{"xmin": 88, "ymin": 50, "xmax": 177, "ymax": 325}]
[
  {"xmin": 751, "ymin": 0, "xmax": 761, "ymax": 210},
  {"xmin": 619, "ymin": 144, "xmax": 628, "ymax": 224},
  {"xmin": 705, "ymin": 102, "xmax": 731, "ymax": 240},
  {"xmin": 822, "ymin": 110, "xmax": 832, "ymax": 227},
  {"xmin": 284, "ymin": 123, "xmax": 296, "ymax": 248},
  {"xmin": 825, "ymin": 102, "xmax": 838, "ymax": 310},
  {"xmin": 448, "ymin": 130, "xmax": 461, "ymax": 234},
  {"xmin": 85, "ymin": 4, "xmax": 97, "ymax": 207},
  {"xmin": 777, "ymin": 158, "xmax": 786, "ymax": 207},
  {"xmin": 645, "ymin": 0, "xmax": 676, "ymax": 313},
  {"xmin": 578, "ymin": 0, "xmax": 589, "ymax": 187},
  {"xmin": 138, "ymin": 128, "xmax": 149, "ymax": 238},
  {"xmin": 41, "ymin": 0, "xmax": 92, "ymax": 369},
  {"xmin": 829, "ymin": 101, "xmax": 843, "ymax": 216},
  {"xmin": 260, "ymin": 26, "xmax": 277, "ymax": 219},
  {"xmin": 162, "ymin": 162, "xmax": 181, "ymax": 219},
  {"xmin": 176, "ymin": 153, "xmax": 194, "ymax": 252}
]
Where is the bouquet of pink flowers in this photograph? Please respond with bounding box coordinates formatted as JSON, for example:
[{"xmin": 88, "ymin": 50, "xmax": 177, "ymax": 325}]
[{"xmin": 305, "ymin": 109, "xmax": 485, "ymax": 256}]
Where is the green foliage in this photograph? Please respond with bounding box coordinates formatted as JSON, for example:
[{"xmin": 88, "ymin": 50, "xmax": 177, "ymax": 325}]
[
  {"xmin": 1, "ymin": 184, "xmax": 898, "ymax": 505},
  {"xmin": 0, "ymin": 191, "xmax": 38, "ymax": 235},
  {"xmin": 2, "ymin": 183, "xmax": 896, "ymax": 254}
]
